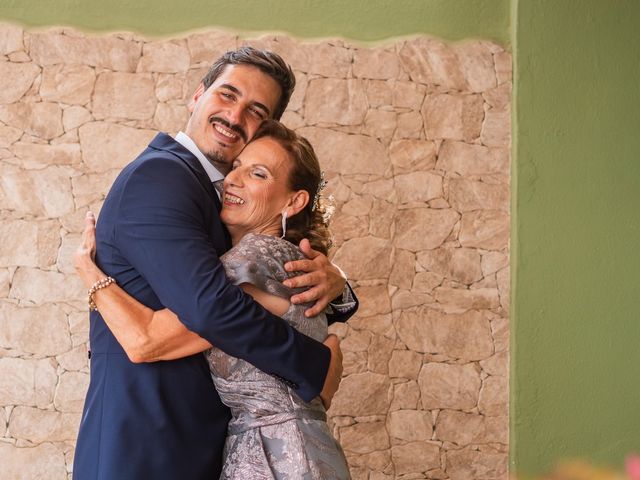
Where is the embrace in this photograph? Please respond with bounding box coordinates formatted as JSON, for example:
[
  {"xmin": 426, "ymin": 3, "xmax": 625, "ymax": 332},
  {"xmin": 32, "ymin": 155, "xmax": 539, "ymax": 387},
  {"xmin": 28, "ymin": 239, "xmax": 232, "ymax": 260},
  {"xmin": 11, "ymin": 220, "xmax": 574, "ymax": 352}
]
[{"xmin": 72, "ymin": 47, "xmax": 358, "ymax": 479}]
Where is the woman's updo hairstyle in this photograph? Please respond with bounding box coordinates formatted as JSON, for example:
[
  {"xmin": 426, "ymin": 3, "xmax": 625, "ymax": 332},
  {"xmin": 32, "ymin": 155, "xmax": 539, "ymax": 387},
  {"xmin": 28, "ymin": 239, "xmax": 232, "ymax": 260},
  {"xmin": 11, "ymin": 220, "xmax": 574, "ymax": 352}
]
[{"xmin": 252, "ymin": 119, "xmax": 333, "ymax": 255}]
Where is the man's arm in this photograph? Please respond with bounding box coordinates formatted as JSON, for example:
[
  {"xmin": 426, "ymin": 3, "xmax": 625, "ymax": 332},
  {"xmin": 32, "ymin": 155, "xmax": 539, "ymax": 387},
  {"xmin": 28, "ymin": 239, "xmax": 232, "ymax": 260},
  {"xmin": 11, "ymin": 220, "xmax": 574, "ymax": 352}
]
[
  {"xmin": 114, "ymin": 156, "xmax": 332, "ymax": 402},
  {"xmin": 283, "ymin": 239, "xmax": 359, "ymax": 322}
]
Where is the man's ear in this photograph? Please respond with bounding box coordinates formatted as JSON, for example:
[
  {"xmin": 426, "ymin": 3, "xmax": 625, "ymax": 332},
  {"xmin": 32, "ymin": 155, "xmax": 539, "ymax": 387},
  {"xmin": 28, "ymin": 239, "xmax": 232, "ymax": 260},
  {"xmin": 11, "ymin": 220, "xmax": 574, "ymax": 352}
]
[
  {"xmin": 188, "ymin": 83, "xmax": 206, "ymax": 113},
  {"xmin": 286, "ymin": 190, "xmax": 310, "ymax": 218}
]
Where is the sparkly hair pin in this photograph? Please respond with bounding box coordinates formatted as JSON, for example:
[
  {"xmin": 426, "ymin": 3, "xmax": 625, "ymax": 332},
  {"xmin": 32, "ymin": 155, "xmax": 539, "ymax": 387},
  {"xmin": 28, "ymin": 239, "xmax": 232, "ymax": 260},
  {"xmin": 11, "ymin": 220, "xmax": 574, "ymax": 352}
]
[{"xmin": 312, "ymin": 172, "xmax": 328, "ymax": 212}]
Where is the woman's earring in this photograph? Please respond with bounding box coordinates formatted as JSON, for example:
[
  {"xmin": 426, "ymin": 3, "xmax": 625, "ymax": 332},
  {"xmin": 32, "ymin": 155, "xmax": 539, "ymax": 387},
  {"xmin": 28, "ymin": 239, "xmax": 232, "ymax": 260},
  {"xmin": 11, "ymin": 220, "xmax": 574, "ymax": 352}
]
[{"xmin": 281, "ymin": 211, "xmax": 288, "ymax": 238}]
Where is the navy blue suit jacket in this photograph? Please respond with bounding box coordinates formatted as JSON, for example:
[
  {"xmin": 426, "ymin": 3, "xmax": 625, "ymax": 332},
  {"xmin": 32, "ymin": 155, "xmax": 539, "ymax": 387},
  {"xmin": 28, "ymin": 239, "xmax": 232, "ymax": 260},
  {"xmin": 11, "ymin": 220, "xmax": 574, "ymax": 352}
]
[{"xmin": 73, "ymin": 134, "xmax": 356, "ymax": 479}]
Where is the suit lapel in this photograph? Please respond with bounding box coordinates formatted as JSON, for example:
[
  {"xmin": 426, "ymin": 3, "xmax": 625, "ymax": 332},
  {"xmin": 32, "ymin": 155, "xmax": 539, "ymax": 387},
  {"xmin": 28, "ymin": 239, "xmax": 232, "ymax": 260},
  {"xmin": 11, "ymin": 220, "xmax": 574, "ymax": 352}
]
[
  {"xmin": 148, "ymin": 133, "xmax": 219, "ymax": 207},
  {"xmin": 148, "ymin": 133, "xmax": 231, "ymax": 250}
]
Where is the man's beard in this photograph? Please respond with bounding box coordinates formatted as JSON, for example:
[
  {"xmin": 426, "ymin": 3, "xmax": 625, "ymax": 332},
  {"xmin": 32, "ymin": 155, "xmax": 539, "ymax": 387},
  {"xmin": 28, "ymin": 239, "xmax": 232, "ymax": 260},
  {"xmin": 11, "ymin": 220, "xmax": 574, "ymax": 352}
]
[{"xmin": 203, "ymin": 148, "xmax": 231, "ymax": 175}]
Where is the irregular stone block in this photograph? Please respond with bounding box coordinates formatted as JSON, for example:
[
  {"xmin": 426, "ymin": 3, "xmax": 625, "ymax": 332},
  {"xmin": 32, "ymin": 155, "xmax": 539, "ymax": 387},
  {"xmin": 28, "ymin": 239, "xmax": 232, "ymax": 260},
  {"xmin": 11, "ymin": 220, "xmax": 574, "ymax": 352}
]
[
  {"xmin": 481, "ymin": 108, "xmax": 511, "ymax": 147},
  {"xmin": 79, "ymin": 122, "xmax": 157, "ymax": 172},
  {"xmin": 479, "ymin": 375, "xmax": 509, "ymax": 416},
  {"xmin": 391, "ymin": 441, "xmax": 441, "ymax": 475},
  {"xmin": 0, "ymin": 24, "xmax": 24, "ymax": 55},
  {"xmin": 365, "ymin": 80, "xmax": 393, "ymax": 108},
  {"xmin": 494, "ymin": 51, "xmax": 512, "ymax": 85},
  {"xmin": 435, "ymin": 410, "xmax": 507, "ymax": 445},
  {"xmin": 187, "ymin": 31, "xmax": 238, "ymax": 65},
  {"xmin": 9, "ymin": 406, "xmax": 80, "ymax": 443},
  {"xmin": 341, "ymin": 194, "xmax": 373, "ymax": 216},
  {"xmin": 446, "ymin": 447, "xmax": 508, "ymax": 480},
  {"xmin": 92, "ymin": 72, "xmax": 157, "ymax": 120},
  {"xmin": 479, "ymin": 351, "xmax": 509, "ymax": 377},
  {"xmin": 54, "ymin": 371, "xmax": 89, "ymax": 413},
  {"xmin": 419, "ymin": 362, "xmax": 481, "ymax": 410},
  {"xmin": 29, "ymin": 31, "xmax": 141, "ymax": 72},
  {"xmin": 389, "ymin": 381, "xmax": 420, "ymax": 411},
  {"xmin": 0, "ymin": 102, "xmax": 63, "ymax": 140},
  {"xmin": 0, "ymin": 357, "xmax": 57, "ymax": 406},
  {"xmin": 394, "ymin": 208, "xmax": 459, "ymax": 252},
  {"xmin": 63, "ymin": 105, "xmax": 93, "ymax": 131},
  {"xmin": 154, "ymin": 102, "xmax": 189, "ymax": 133},
  {"xmin": 417, "ymin": 247, "xmax": 482, "ymax": 285},
  {"xmin": 299, "ymin": 127, "xmax": 389, "ymax": 176},
  {"xmin": 9, "ymin": 267, "xmax": 83, "ymax": 304},
  {"xmin": 396, "ymin": 111, "xmax": 423, "ymax": 139},
  {"xmin": 412, "ymin": 271, "xmax": 444, "ymax": 293},
  {"xmin": 138, "ymin": 39, "xmax": 190, "ymax": 73},
  {"xmin": 391, "ymin": 290, "xmax": 434, "ymax": 311},
  {"xmin": 155, "ymin": 73, "xmax": 185, "ymax": 102},
  {"xmin": 389, "ymin": 139, "xmax": 437, "ymax": 175},
  {"xmin": 332, "ymin": 237, "xmax": 391, "ymax": 280},
  {"xmin": 304, "ymin": 78, "xmax": 367, "ymax": 126},
  {"xmin": 353, "ymin": 285, "xmax": 391, "ymax": 317},
  {"xmin": 0, "ymin": 219, "xmax": 59, "ymax": 268},
  {"xmin": 367, "ymin": 334, "xmax": 395, "ymax": 374},
  {"xmin": 0, "ymin": 124, "xmax": 22, "ymax": 148},
  {"xmin": 396, "ymin": 307, "xmax": 494, "ymax": 361},
  {"xmin": 483, "ymin": 82, "xmax": 511, "ymax": 110},
  {"xmin": 387, "ymin": 410, "xmax": 433, "ymax": 444},
  {"xmin": 353, "ymin": 47, "xmax": 400, "ymax": 79},
  {"xmin": 0, "ymin": 62, "xmax": 40, "ymax": 104},
  {"xmin": 330, "ymin": 214, "xmax": 369, "ymax": 244},
  {"xmin": 0, "ymin": 442, "xmax": 67, "ymax": 480},
  {"xmin": 459, "ymin": 210, "xmax": 509, "ymax": 250},
  {"xmin": 0, "ymin": 164, "xmax": 75, "ymax": 218},
  {"xmin": 437, "ymin": 141, "xmax": 509, "ymax": 176},
  {"xmin": 0, "ymin": 303, "xmax": 71, "ymax": 356},
  {"xmin": 11, "ymin": 142, "xmax": 82, "ymax": 169},
  {"xmin": 454, "ymin": 42, "xmax": 497, "ymax": 93},
  {"xmin": 388, "ymin": 249, "xmax": 415, "ymax": 290},
  {"xmin": 399, "ymin": 38, "xmax": 466, "ymax": 90},
  {"xmin": 40, "ymin": 65, "xmax": 96, "ymax": 105},
  {"xmin": 329, "ymin": 372, "xmax": 391, "ymax": 417},
  {"xmin": 304, "ymin": 42, "xmax": 352, "ymax": 77},
  {"xmin": 448, "ymin": 177, "xmax": 509, "ymax": 213},
  {"xmin": 57, "ymin": 344, "xmax": 90, "ymax": 372},
  {"xmin": 496, "ymin": 266, "xmax": 510, "ymax": 310},
  {"xmin": 392, "ymin": 81, "xmax": 427, "ymax": 109},
  {"xmin": 341, "ymin": 328, "xmax": 372, "ymax": 353},
  {"xmin": 364, "ymin": 109, "xmax": 397, "ymax": 139},
  {"xmin": 434, "ymin": 287, "xmax": 500, "ymax": 310},
  {"xmin": 71, "ymin": 169, "xmax": 119, "ymax": 210},
  {"xmin": 422, "ymin": 93, "xmax": 484, "ymax": 141},
  {"xmin": 395, "ymin": 171, "xmax": 443, "ymax": 204},
  {"xmin": 341, "ymin": 421, "xmax": 390, "ymax": 454}
]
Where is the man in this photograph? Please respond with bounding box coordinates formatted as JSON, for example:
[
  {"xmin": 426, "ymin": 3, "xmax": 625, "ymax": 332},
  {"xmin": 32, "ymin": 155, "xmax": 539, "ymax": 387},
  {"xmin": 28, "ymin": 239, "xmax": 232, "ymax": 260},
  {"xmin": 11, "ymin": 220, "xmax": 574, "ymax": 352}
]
[{"xmin": 73, "ymin": 47, "xmax": 357, "ymax": 479}]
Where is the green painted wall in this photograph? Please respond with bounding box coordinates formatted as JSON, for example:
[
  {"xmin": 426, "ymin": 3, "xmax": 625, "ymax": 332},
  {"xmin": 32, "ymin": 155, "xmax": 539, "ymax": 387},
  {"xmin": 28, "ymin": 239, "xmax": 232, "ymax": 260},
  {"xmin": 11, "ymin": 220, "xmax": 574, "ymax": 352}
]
[
  {"xmin": 0, "ymin": 0, "xmax": 510, "ymax": 44},
  {"xmin": 513, "ymin": 0, "xmax": 640, "ymax": 474},
  {"xmin": 4, "ymin": 0, "xmax": 640, "ymax": 476}
]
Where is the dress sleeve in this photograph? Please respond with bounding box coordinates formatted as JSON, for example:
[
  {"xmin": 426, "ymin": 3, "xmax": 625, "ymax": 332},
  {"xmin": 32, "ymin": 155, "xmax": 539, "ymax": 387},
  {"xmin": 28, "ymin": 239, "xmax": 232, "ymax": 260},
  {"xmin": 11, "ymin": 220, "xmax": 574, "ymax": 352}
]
[{"xmin": 221, "ymin": 234, "xmax": 307, "ymax": 301}]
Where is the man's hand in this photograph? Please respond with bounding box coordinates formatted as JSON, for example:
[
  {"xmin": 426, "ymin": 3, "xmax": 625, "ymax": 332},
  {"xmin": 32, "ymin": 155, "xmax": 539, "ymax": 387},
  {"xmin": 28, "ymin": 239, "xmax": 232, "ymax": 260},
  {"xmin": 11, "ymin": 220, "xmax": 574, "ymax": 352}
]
[
  {"xmin": 319, "ymin": 334, "xmax": 343, "ymax": 409},
  {"xmin": 283, "ymin": 239, "xmax": 347, "ymax": 317}
]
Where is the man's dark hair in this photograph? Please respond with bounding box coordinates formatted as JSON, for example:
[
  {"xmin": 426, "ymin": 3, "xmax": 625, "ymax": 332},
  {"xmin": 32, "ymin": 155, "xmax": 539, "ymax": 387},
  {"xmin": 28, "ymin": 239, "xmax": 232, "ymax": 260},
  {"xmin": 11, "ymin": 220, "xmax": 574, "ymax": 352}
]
[{"xmin": 201, "ymin": 46, "xmax": 296, "ymax": 120}]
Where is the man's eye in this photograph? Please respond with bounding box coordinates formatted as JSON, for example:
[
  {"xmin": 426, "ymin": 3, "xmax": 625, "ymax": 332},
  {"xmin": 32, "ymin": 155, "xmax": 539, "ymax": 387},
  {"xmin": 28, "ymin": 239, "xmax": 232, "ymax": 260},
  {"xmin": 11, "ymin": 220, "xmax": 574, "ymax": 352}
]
[
  {"xmin": 249, "ymin": 107, "xmax": 265, "ymax": 119},
  {"xmin": 221, "ymin": 92, "xmax": 234, "ymax": 100}
]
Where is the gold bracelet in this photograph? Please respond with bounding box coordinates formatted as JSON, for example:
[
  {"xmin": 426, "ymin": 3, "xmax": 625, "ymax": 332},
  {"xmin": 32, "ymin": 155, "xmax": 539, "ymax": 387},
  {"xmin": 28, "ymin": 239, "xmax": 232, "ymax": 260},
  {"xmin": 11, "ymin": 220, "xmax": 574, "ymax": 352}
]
[{"xmin": 87, "ymin": 276, "xmax": 116, "ymax": 311}]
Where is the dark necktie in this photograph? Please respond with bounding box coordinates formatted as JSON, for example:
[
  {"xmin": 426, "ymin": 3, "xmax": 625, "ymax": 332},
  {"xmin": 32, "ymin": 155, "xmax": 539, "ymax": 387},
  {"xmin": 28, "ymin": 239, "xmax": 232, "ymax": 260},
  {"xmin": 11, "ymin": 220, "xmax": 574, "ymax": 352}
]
[{"xmin": 212, "ymin": 179, "xmax": 224, "ymax": 199}]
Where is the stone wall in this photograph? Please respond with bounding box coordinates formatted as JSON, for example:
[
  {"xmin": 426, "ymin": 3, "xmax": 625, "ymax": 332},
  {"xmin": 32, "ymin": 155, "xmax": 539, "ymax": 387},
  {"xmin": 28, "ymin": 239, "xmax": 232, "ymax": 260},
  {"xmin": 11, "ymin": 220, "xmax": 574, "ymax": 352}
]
[{"xmin": 0, "ymin": 24, "xmax": 511, "ymax": 479}]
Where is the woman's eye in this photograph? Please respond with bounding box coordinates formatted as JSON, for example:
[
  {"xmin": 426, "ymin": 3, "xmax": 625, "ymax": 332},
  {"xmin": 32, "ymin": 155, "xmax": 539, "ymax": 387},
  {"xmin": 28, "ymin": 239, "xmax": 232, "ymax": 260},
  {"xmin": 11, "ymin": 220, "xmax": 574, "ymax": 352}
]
[{"xmin": 253, "ymin": 170, "xmax": 267, "ymax": 179}]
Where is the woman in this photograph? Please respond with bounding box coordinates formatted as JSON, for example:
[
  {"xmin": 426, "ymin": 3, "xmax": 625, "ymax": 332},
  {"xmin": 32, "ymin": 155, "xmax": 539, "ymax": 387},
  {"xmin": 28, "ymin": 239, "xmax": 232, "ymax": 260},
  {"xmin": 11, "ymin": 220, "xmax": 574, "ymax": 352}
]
[{"xmin": 74, "ymin": 120, "xmax": 351, "ymax": 479}]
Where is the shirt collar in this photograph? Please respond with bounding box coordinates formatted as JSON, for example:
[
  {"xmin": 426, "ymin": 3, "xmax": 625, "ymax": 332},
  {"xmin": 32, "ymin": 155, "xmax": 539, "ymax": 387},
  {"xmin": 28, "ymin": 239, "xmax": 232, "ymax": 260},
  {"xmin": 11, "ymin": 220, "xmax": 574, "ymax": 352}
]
[{"xmin": 175, "ymin": 131, "xmax": 225, "ymax": 183}]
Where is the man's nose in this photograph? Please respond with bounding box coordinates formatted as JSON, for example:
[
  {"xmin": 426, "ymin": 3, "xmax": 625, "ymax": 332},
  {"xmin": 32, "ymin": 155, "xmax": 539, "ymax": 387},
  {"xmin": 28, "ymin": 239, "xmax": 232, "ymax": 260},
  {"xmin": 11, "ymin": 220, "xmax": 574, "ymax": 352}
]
[{"xmin": 226, "ymin": 104, "xmax": 244, "ymax": 128}]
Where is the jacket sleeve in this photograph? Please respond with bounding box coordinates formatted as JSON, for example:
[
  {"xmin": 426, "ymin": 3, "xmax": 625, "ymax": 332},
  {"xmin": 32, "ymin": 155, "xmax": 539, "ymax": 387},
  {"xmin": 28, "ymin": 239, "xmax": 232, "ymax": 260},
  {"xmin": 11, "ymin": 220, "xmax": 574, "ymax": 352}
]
[{"xmin": 114, "ymin": 156, "xmax": 329, "ymax": 401}]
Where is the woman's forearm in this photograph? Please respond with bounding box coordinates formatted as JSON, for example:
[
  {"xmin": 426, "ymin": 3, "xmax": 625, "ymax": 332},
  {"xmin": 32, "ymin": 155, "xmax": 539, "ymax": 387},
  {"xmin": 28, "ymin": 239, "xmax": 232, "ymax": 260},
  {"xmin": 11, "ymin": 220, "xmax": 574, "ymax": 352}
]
[{"xmin": 77, "ymin": 256, "xmax": 211, "ymax": 362}]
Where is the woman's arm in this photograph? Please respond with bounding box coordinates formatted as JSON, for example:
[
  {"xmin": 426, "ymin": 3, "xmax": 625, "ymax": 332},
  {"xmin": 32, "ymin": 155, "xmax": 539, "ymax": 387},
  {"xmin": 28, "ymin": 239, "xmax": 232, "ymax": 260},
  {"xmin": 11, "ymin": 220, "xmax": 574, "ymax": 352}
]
[
  {"xmin": 75, "ymin": 212, "xmax": 290, "ymax": 363},
  {"xmin": 75, "ymin": 212, "xmax": 211, "ymax": 363}
]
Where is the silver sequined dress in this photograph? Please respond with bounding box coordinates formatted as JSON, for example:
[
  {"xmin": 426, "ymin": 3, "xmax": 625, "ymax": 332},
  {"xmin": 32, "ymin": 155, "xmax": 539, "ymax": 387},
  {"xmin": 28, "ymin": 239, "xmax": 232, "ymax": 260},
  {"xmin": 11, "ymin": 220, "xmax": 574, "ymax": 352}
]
[{"xmin": 206, "ymin": 233, "xmax": 351, "ymax": 480}]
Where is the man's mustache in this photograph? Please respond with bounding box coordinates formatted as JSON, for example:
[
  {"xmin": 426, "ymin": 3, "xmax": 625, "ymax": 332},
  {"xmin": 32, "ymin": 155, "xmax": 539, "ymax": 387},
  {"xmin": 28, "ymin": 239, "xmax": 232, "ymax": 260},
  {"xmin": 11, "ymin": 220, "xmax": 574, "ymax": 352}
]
[{"xmin": 209, "ymin": 117, "xmax": 248, "ymax": 143}]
